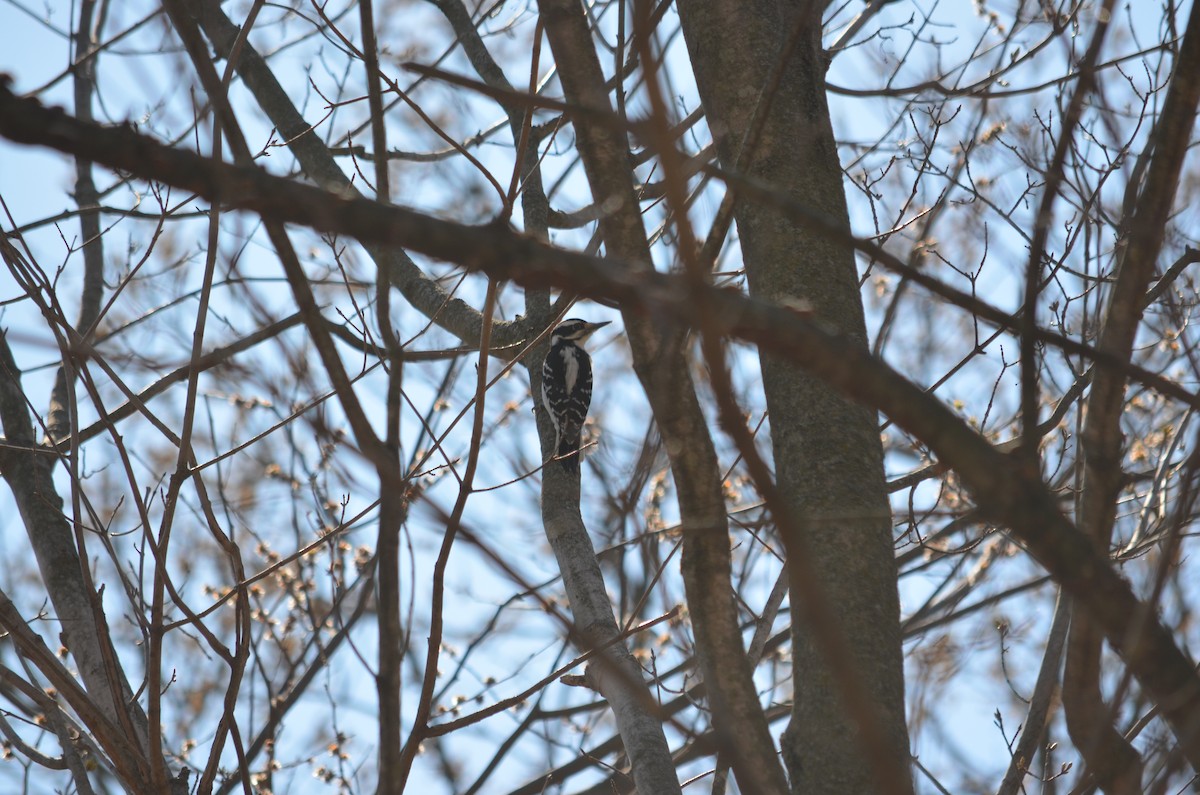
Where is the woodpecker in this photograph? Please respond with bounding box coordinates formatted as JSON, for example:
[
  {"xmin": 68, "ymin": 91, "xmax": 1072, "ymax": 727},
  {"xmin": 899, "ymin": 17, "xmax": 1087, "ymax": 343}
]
[{"xmin": 541, "ymin": 318, "xmax": 610, "ymax": 472}]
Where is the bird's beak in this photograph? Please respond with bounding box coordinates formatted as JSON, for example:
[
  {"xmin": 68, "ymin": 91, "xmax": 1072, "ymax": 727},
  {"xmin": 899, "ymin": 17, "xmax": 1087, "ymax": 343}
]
[{"xmin": 583, "ymin": 321, "xmax": 611, "ymax": 338}]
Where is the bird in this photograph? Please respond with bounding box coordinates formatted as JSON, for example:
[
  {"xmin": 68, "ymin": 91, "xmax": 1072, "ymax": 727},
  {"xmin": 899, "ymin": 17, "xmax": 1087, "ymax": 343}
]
[{"xmin": 541, "ymin": 318, "xmax": 610, "ymax": 472}]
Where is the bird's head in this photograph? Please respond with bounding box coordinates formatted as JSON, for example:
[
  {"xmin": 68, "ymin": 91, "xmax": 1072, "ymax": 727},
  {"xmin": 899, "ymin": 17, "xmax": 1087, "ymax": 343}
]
[{"xmin": 551, "ymin": 318, "xmax": 611, "ymax": 343}]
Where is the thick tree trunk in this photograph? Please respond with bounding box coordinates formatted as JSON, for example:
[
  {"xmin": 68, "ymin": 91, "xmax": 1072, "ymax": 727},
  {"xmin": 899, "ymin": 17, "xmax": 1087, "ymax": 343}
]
[{"xmin": 675, "ymin": 2, "xmax": 912, "ymax": 791}]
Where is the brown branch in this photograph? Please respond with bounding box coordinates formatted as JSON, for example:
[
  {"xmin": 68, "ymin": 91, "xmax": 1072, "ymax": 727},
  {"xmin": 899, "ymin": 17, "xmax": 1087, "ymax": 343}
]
[
  {"xmin": 160, "ymin": 6, "xmax": 390, "ymax": 792},
  {"xmin": 64, "ymin": 313, "xmax": 303, "ymax": 446},
  {"xmin": 0, "ymin": 329, "xmax": 150, "ymax": 790},
  {"xmin": 394, "ymin": 281, "xmax": 498, "ymax": 787},
  {"xmin": 0, "ymin": 82, "xmax": 1190, "ymax": 410},
  {"xmin": 630, "ymin": 2, "xmax": 820, "ymax": 791},
  {"xmin": 1064, "ymin": 3, "xmax": 1200, "ymax": 791},
  {"xmin": 0, "ymin": 5, "xmax": 152, "ymax": 789},
  {"xmin": 676, "ymin": 0, "xmax": 914, "ymax": 788},
  {"xmin": 48, "ymin": 0, "xmax": 106, "ymax": 443},
  {"xmin": 997, "ymin": 590, "xmax": 1071, "ymax": 795},
  {"xmin": 0, "ymin": 591, "xmax": 146, "ymax": 785},
  {"xmin": 1019, "ymin": 0, "xmax": 1114, "ymax": 463}
]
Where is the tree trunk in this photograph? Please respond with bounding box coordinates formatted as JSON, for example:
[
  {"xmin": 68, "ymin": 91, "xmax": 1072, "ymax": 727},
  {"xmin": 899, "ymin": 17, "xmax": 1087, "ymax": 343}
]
[{"xmin": 675, "ymin": 2, "xmax": 912, "ymax": 791}]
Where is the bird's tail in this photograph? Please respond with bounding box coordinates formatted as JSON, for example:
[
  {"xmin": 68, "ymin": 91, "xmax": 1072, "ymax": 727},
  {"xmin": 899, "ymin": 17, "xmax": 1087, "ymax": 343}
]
[{"xmin": 557, "ymin": 437, "xmax": 580, "ymax": 472}]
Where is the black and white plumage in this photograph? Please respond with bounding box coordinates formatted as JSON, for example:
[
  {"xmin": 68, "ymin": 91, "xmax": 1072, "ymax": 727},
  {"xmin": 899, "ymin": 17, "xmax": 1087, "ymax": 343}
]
[{"xmin": 541, "ymin": 318, "xmax": 610, "ymax": 472}]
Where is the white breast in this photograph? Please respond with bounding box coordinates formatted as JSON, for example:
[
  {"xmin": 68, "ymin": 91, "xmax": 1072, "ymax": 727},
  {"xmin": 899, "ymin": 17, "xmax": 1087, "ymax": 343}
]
[{"xmin": 563, "ymin": 346, "xmax": 580, "ymax": 393}]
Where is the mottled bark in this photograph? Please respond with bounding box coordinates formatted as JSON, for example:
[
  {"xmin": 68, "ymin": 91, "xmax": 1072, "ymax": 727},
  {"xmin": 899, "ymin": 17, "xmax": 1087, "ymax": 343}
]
[{"xmin": 674, "ymin": 2, "xmax": 911, "ymax": 791}]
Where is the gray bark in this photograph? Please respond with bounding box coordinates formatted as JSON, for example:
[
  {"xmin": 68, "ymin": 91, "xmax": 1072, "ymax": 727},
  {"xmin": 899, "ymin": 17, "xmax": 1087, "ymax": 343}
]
[
  {"xmin": 674, "ymin": 2, "xmax": 912, "ymax": 791},
  {"xmin": 537, "ymin": 466, "xmax": 682, "ymax": 795}
]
